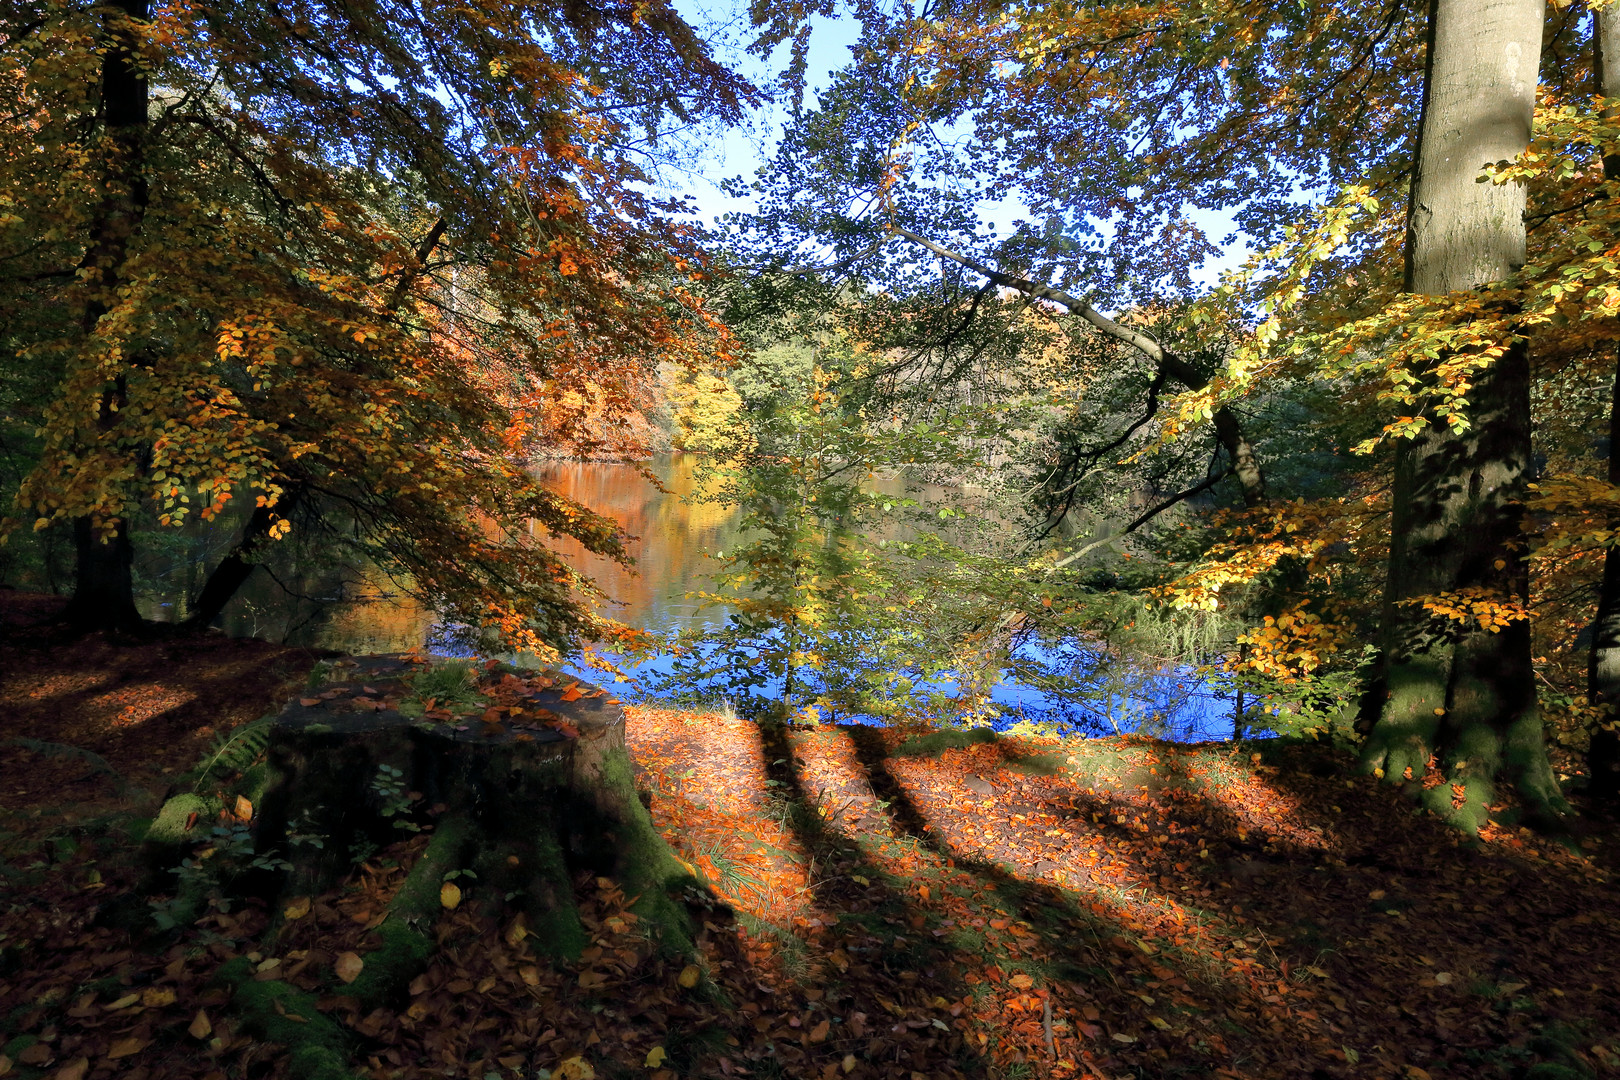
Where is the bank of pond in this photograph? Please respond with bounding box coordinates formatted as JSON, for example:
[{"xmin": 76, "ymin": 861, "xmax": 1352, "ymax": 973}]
[{"xmin": 127, "ymin": 455, "xmax": 1263, "ymax": 743}]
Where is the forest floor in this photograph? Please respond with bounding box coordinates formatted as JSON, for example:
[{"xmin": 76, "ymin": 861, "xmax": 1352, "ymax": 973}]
[{"xmin": 2, "ymin": 591, "xmax": 1619, "ymax": 1080}]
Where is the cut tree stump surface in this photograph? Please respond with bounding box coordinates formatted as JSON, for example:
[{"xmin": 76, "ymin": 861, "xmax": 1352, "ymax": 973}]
[{"xmin": 270, "ymin": 654, "xmax": 620, "ymax": 749}]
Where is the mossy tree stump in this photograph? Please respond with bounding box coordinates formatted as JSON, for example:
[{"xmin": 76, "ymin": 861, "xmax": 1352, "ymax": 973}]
[{"xmin": 252, "ymin": 656, "xmax": 698, "ymax": 1010}]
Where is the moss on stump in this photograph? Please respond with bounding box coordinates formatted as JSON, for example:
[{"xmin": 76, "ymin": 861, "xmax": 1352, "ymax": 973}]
[{"xmin": 252, "ymin": 655, "xmax": 703, "ymax": 1015}]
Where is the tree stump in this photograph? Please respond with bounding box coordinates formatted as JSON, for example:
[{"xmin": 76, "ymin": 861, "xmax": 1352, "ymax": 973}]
[{"xmin": 251, "ymin": 655, "xmax": 699, "ymax": 1009}]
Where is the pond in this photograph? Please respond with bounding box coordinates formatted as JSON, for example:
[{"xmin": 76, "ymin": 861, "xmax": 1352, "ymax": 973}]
[{"xmin": 134, "ymin": 455, "xmax": 1244, "ymax": 741}]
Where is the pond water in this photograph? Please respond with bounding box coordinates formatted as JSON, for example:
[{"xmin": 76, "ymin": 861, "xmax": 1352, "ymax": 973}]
[{"xmin": 135, "ymin": 455, "xmax": 1243, "ymax": 740}]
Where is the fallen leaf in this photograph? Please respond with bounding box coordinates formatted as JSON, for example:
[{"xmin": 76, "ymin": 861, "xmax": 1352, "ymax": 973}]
[
  {"xmin": 54, "ymin": 1058, "xmax": 88, "ymax": 1080},
  {"xmin": 105, "ymin": 993, "xmax": 140, "ymax": 1011},
  {"xmin": 283, "ymin": 896, "xmax": 311, "ymax": 920},
  {"xmin": 334, "ymin": 951, "xmax": 364, "ymax": 984},
  {"xmin": 299, "ymin": 698, "xmax": 321, "ymax": 707},
  {"xmin": 16, "ymin": 1045, "xmax": 51, "ymax": 1066},
  {"xmin": 188, "ymin": 1011, "xmax": 212, "ymax": 1039},
  {"xmin": 520, "ymin": 965, "xmax": 541, "ymax": 986},
  {"xmin": 644, "ymin": 1046, "xmax": 667, "ymax": 1068},
  {"xmin": 1009, "ymin": 973, "xmax": 1034, "ymax": 990},
  {"xmin": 1434, "ymin": 972, "xmax": 1453, "ymax": 985},
  {"xmin": 843, "ymin": 1055, "xmax": 857, "ymax": 1074},
  {"xmin": 677, "ymin": 964, "xmax": 701, "ymax": 989},
  {"xmin": 107, "ymin": 1037, "xmax": 148, "ymax": 1059},
  {"xmin": 556, "ymin": 1055, "xmax": 595, "ymax": 1079},
  {"xmin": 1369, "ymin": 889, "xmax": 1387, "ymax": 901},
  {"xmin": 440, "ymin": 881, "xmax": 462, "ymax": 909},
  {"xmin": 810, "ymin": 1019, "xmax": 831, "ymax": 1042},
  {"xmin": 0, "ymin": 1054, "xmax": 11, "ymax": 1077},
  {"xmin": 1111, "ymin": 1032, "xmax": 1137, "ymax": 1044},
  {"xmin": 140, "ymin": 987, "xmax": 176, "ymax": 1007}
]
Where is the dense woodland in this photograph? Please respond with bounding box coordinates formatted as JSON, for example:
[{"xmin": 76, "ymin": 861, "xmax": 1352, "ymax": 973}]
[{"xmin": 4, "ymin": 0, "xmax": 1620, "ymax": 1078}]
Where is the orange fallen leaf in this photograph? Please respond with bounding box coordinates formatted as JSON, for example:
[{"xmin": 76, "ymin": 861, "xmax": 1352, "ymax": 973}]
[
  {"xmin": 299, "ymin": 698, "xmax": 321, "ymax": 707},
  {"xmin": 556, "ymin": 1056, "xmax": 595, "ymax": 1079},
  {"xmin": 107, "ymin": 1037, "xmax": 148, "ymax": 1059},
  {"xmin": 1009, "ymin": 973, "xmax": 1034, "ymax": 990},
  {"xmin": 810, "ymin": 1019, "xmax": 830, "ymax": 1042},
  {"xmin": 55, "ymin": 1058, "xmax": 88, "ymax": 1080},
  {"xmin": 234, "ymin": 795, "xmax": 253, "ymax": 821},
  {"xmin": 334, "ymin": 951, "xmax": 364, "ymax": 984}
]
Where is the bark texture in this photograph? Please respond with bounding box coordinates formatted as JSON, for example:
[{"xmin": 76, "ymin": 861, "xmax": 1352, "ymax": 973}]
[
  {"xmin": 248, "ymin": 658, "xmax": 700, "ymax": 1011},
  {"xmin": 66, "ymin": 0, "xmax": 150, "ymax": 634},
  {"xmin": 1364, "ymin": 0, "xmax": 1567, "ymax": 829},
  {"xmin": 1584, "ymin": 7, "xmax": 1620, "ymax": 808}
]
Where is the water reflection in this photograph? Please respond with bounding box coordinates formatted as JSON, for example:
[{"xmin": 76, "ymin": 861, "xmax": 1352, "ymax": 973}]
[
  {"xmin": 134, "ymin": 455, "xmax": 742, "ymax": 649},
  {"xmin": 131, "ymin": 455, "xmax": 1241, "ymax": 739}
]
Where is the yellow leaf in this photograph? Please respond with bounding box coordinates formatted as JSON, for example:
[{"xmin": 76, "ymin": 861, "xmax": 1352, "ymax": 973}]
[
  {"xmin": 843, "ymin": 1054, "xmax": 857, "ymax": 1074},
  {"xmin": 188, "ymin": 1010, "xmax": 212, "ymax": 1039},
  {"xmin": 107, "ymin": 1037, "xmax": 148, "ymax": 1059},
  {"xmin": 556, "ymin": 1056, "xmax": 595, "ymax": 1079},
  {"xmin": 334, "ymin": 951, "xmax": 364, "ymax": 984},
  {"xmin": 644, "ymin": 1046, "xmax": 666, "ymax": 1068},
  {"xmin": 677, "ymin": 964, "xmax": 701, "ymax": 989},
  {"xmin": 283, "ymin": 896, "xmax": 311, "ymax": 920},
  {"xmin": 140, "ymin": 987, "xmax": 176, "ymax": 1007},
  {"xmin": 440, "ymin": 881, "xmax": 462, "ymax": 909},
  {"xmin": 105, "ymin": 994, "xmax": 139, "ymax": 1011}
]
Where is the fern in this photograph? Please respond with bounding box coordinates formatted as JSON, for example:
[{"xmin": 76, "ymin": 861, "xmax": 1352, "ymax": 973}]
[
  {"xmin": 6, "ymin": 738, "xmax": 124, "ymax": 793},
  {"xmin": 190, "ymin": 716, "xmax": 273, "ymax": 792}
]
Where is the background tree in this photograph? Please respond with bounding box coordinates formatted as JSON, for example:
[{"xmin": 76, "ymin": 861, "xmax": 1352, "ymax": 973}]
[{"xmin": 1, "ymin": 0, "xmax": 758, "ymax": 650}]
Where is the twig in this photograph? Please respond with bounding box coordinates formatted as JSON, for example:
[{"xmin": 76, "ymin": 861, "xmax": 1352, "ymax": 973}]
[{"xmin": 1042, "ymin": 996, "xmax": 1056, "ymax": 1058}]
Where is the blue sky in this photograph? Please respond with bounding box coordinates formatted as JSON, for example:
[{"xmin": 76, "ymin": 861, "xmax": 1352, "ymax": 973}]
[{"xmin": 657, "ymin": 2, "xmax": 1250, "ymax": 290}]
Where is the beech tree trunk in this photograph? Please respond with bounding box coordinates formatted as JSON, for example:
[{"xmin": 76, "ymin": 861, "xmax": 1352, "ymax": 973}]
[
  {"xmin": 184, "ymin": 485, "xmax": 304, "ymax": 630},
  {"xmin": 66, "ymin": 0, "xmax": 149, "ymax": 634},
  {"xmin": 1585, "ymin": 7, "xmax": 1620, "ymax": 807},
  {"xmin": 1362, "ymin": 0, "xmax": 1568, "ymax": 829}
]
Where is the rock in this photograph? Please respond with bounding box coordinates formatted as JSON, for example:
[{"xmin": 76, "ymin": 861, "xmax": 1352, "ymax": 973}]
[{"xmin": 964, "ymin": 776, "xmax": 994, "ymax": 797}]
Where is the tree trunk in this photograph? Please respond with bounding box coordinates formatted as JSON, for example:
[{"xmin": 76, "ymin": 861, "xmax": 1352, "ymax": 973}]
[
  {"xmin": 1362, "ymin": 0, "xmax": 1568, "ymax": 829},
  {"xmin": 242, "ymin": 659, "xmax": 700, "ymax": 1009},
  {"xmin": 67, "ymin": 0, "xmax": 150, "ymax": 633},
  {"xmin": 1584, "ymin": 8, "xmax": 1620, "ymax": 808},
  {"xmin": 184, "ymin": 485, "xmax": 304, "ymax": 630},
  {"xmin": 65, "ymin": 515, "xmax": 144, "ymax": 633}
]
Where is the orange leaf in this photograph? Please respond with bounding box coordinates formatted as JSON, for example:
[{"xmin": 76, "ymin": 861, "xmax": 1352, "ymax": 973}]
[
  {"xmin": 107, "ymin": 1038, "xmax": 147, "ymax": 1059},
  {"xmin": 810, "ymin": 1019, "xmax": 830, "ymax": 1042},
  {"xmin": 334, "ymin": 951, "xmax": 364, "ymax": 984}
]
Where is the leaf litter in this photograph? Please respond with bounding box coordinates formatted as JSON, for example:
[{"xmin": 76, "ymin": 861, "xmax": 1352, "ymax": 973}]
[{"xmin": 2, "ymin": 602, "xmax": 1619, "ymax": 1080}]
